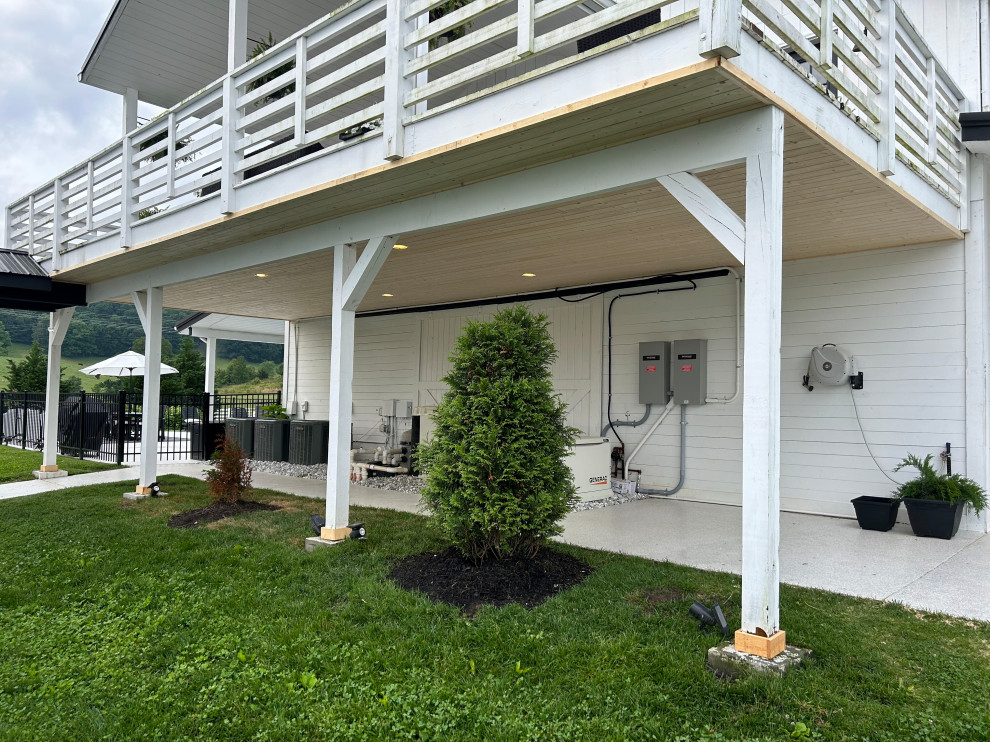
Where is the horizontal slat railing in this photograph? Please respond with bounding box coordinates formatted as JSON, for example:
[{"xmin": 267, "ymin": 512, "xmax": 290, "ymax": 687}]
[{"xmin": 3, "ymin": 0, "xmax": 968, "ymax": 262}]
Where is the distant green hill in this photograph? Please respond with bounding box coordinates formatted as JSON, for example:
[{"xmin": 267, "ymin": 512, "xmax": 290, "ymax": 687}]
[{"xmin": 0, "ymin": 303, "xmax": 282, "ymax": 364}]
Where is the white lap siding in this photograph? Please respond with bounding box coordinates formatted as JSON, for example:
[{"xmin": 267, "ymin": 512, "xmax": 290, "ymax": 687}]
[
  {"xmin": 287, "ymin": 242, "xmax": 967, "ymax": 519},
  {"xmin": 604, "ymin": 242, "xmax": 967, "ymax": 517}
]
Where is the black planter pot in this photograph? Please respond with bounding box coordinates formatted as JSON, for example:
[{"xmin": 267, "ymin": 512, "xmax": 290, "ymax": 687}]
[
  {"xmin": 851, "ymin": 496, "xmax": 900, "ymax": 531},
  {"xmin": 903, "ymin": 498, "xmax": 965, "ymax": 540}
]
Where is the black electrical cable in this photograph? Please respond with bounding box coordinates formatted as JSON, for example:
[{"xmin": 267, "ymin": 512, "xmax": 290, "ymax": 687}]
[{"xmin": 605, "ymin": 277, "xmax": 697, "ymax": 448}]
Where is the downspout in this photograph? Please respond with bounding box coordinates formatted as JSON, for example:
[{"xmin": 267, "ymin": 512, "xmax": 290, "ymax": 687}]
[{"xmin": 638, "ymin": 404, "xmax": 688, "ymax": 497}]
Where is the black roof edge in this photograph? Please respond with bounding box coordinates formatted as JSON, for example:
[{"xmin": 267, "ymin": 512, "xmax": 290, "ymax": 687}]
[
  {"xmin": 960, "ymin": 112, "xmax": 990, "ymax": 142},
  {"xmin": 174, "ymin": 311, "xmax": 212, "ymax": 334},
  {"xmin": 0, "ymin": 280, "xmax": 87, "ymax": 312}
]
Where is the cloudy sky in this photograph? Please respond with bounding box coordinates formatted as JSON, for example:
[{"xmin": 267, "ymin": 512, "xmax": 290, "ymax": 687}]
[{"xmin": 0, "ymin": 0, "xmax": 126, "ymax": 231}]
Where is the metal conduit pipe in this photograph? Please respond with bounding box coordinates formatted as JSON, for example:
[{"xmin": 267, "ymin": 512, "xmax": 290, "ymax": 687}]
[
  {"xmin": 600, "ymin": 404, "xmax": 652, "ymax": 437},
  {"xmin": 638, "ymin": 404, "xmax": 687, "ymax": 497},
  {"xmin": 623, "ymin": 397, "xmax": 676, "ymax": 479},
  {"xmin": 705, "ymin": 267, "xmax": 741, "ymax": 404}
]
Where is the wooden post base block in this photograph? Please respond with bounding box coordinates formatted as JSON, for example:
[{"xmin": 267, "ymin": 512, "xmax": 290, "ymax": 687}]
[
  {"xmin": 734, "ymin": 629, "xmax": 787, "ymax": 659},
  {"xmin": 39, "ymin": 465, "xmax": 60, "ymax": 473},
  {"xmin": 135, "ymin": 485, "xmax": 154, "ymax": 495},
  {"xmin": 320, "ymin": 526, "xmax": 353, "ymax": 541}
]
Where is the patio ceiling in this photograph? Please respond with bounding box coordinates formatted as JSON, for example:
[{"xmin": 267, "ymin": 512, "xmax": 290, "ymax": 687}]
[
  {"xmin": 141, "ymin": 117, "xmax": 959, "ymax": 320},
  {"xmin": 81, "ymin": 0, "xmax": 345, "ymax": 108}
]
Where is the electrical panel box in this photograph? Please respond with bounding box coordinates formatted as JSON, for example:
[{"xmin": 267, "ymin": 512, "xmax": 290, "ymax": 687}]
[
  {"xmin": 670, "ymin": 339, "xmax": 708, "ymax": 405},
  {"xmin": 383, "ymin": 399, "xmax": 413, "ymax": 417},
  {"xmin": 639, "ymin": 341, "xmax": 671, "ymax": 404}
]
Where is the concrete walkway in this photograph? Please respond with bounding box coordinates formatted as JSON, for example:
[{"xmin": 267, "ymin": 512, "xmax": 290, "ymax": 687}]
[{"xmin": 2, "ymin": 463, "xmax": 986, "ymax": 622}]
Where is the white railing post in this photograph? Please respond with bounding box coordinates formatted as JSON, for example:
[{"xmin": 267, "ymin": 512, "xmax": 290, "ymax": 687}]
[
  {"xmin": 926, "ymin": 56, "xmax": 937, "ymax": 164},
  {"xmin": 52, "ymin": 178, "xmax": 64, "ymax": 270},
  {"xmin": 220, "ymin": 76, "xmax": 239, "ymax": 215},
  {"xmin": 121, "ymin": 136, "xmax": 134, "ymax": 247},
  {"xmin": 877, "ymin": 0, "xmax": 896, "ymax": 176},
  {"xmin": 384, "ymin": 0, "xmax": 416, "ymax": 160},
  {"xmin": 3, "ymin": 205, "xmax": 11, "ymax": 250},
  {"xmin": 819, "ymin": 0, "xmax": 833, "ymax": 69},
  {"xmin": 166, "ymin": 111, "xmax": 177, "ymax": 199},
  {"xmin": 699, "ymin": 0, "xmax": 742, "ymax": 59},
  {"xmin": 517, "ymin": 0, "xmax": 535, "ymax": 58},
  {"xmin": 27, "ymin": 194, "xmax": 35, "ymax": 255},
  {"xmin": 294, "ymin": 37, "xmax": 308, "ymax": 146},
  {"xmin": 86, "ymin": 160, "xmax": 95, "ymax": 233}
]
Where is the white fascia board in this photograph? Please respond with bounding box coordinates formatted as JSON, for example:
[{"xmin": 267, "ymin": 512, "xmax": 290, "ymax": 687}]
[
  {"xmin": 86, "ymin": 107, "xmax": 772, "ymax": 301},
  {"xmin": 190, "ymin": 327, "xmax": 285, "ymax": 344}
]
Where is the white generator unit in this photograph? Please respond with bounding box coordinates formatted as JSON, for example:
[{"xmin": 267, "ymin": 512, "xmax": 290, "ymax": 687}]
[{"xmin": 565, "ymin": 437, "xmax": 612, "ymax": 502}]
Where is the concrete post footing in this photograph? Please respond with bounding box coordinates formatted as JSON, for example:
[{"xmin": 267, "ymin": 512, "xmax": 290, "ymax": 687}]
[
  {"xmin": 706, "ymin": 642, "xmax": 812, "ymax": 679},
  {"xmin": 305, "ymin": 536, "xmax": 345, "ymax": 552},
  {"xmin": 33, "ymin": 470, "xmax": 69, "ymax": 480}
]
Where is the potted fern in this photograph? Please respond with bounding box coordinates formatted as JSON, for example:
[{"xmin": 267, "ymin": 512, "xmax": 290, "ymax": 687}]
[{"xmin": 893, "ymin": 453, "xmax": 987, "ymax": 539}]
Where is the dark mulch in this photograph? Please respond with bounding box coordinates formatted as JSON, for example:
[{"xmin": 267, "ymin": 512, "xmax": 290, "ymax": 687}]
[
  {"xmin": 167, "ymin": 500, "xmax": 281, "ymax": 530},
  {"xmin": 389, "ymin": 546, "xmax": 593, "ymax": 615}
]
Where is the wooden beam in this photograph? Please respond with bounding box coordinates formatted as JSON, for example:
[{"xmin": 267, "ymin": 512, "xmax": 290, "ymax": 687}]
[
  {"xmin": 657, "ymin": 171, "xmax": 745, "ymax": 263},
  {"xmin": 383, "ymin": 0, "xmax": 415, "ymax": 160},
  {"xmin": 122, "ymin": 87, "xmax": 138, "ymax": 136},
  {"xmin": 228, "ymin": 0, "xmax": 249, "ymax": 71},
  {"xmin": 877, "ymin": 0, "xmax": 896, "ymax": 176},
  {"xmin": 699, "ymin": 0, "xmax": 742, "ymax": 59},
  {"xmin": 739, "ymin": 105, "xmax": 784, "ymax": 640}
]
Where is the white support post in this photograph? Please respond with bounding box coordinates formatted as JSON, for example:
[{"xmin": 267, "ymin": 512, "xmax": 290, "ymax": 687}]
[
  {"xmin": 228, "ymin": 0, "xmax": 249, "ymax": 70},
  {"xmin": 877, "ymin": 0, "xmax": 896, "ymax": 176},
  {"xmin": 383, "ymin": 0, "xmax": 415, "ymax": 160},
  {"xmin": 35, "ymin": 308, "xmax": 75, "ymax": 479},
  {"xmin": 926, "ymin": 56, "xmax": 937, "ymax": 164},
  {"xmin": 166, "ymin": 112, "xmax": 177, "ymax": 199},
  {"xmin": 964, "ymin": 155, "xmax": 990, "ymax": 533},
  {"xmin": 517, "ymin": 0, "xmax": 535, "ymax": 58},
  {"xmin": 323, "ymin": 237, "xmax": 397, "ymax": 541},
  {"xmin": 281, "ymin": 322, "xmax": 291, "ymax": 405},
  {"xmin": 134, "ymin": 287, "xmax": 163, "ymax": 495},
  {"xmin": 204, "ymin": 336, "xmax": 218, "ymax": 419},
  {"xmin": 86, "ymin": 161, "xmax": 95, "ymax": 233},
  {"xmin": 27, "ymin": 194, "xmax": 35, "ymax": 255},
  {"xmin": 122, "ymin": 87, "xmax": 139, "ymax": 136},
  {"xmin": 738, "ymin": 106, "xmax": 785, "ymax": 655},
  {"xmin": 699, "ymin": 0, "xmax": 742, "ymax": 59}
]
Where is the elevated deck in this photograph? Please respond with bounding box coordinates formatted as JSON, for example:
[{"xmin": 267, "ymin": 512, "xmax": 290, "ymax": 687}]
[{"xmin": 4, "ymin": 0, "xmax": 967, "ymax": 292}]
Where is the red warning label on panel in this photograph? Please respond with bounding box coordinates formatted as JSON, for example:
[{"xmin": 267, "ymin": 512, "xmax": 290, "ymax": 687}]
[
  {"xmin": 645, "ymin": 366, "xmax": 656, "ymax": 373},
  {"xmin": 681, "ymin": 364, "xmax": 693, "ymax": 372}
]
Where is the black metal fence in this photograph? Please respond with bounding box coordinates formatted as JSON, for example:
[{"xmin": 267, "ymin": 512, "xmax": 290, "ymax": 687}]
[{"xmin": 0, "ymin": 390, "xmax": 281, "ymax": 464}]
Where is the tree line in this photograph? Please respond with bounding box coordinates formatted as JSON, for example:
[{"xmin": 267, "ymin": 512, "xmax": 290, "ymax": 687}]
[{"xmin": 0, "ymin": 303, "xmax": 283, "ymax": 364}]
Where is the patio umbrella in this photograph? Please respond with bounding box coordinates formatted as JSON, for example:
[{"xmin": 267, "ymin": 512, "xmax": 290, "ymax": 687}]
[{"xmin": 79, "ymin": 351, "xmax": 178, "ymax": 391}]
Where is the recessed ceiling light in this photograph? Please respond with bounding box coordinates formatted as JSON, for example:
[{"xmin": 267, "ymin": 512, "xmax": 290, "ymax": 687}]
[
  {"xmin": 392, "ymin": 244, "xmax": 408, "ymax": 250},
  {"xmin": 255, "ymin": 273, "xmax": 268, "ymax": 278},
  {"xmin": 382, "ymin": 293, "xmax": 394, "ymax": 297},
  {"xmin": 522, "ymin": 273, "xmax": 536, "ymax": 277}
]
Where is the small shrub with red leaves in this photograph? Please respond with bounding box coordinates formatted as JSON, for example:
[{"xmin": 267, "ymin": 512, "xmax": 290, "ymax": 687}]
[{"xmin": 205, "ymin": 433, "xmax": 253, "ymax": 504}]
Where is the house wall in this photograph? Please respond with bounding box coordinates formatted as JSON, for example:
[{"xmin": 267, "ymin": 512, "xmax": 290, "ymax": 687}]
[{"xmin": 287, "ymin": 241, "xmax": 971, "ymax": 523}]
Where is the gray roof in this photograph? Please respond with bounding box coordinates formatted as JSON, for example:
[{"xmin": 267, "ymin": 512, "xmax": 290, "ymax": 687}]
[{"xmin": 0, "ymin": 249, "xmax": 48, "ymax": 277}]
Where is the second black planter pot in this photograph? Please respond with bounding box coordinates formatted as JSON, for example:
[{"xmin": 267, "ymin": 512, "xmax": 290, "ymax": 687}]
[
  {"xmin": 903, "ymin": 498, "xmax": 965, "ymax": 540},
  {"xmin": 851, "ymin": 496, "xmax": 900, "ymax": 531}
]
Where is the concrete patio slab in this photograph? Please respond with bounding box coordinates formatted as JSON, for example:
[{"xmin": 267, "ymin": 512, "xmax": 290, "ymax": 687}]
[{"xmin": 2, "ymin": 463, "xmax": 986, "ymax": 622}]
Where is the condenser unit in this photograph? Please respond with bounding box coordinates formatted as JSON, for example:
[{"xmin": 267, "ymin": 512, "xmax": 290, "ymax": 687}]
[
  {"xmin": 254, "ymin": 418, "xmax": 290, "ymax": 461},
  {"xmin": 288, "ymin": 420, "xmax": 330, "ymax": 465},
  {"xmin": 225, "ymin": 418, "xmax": 255, "ymax": 457}
]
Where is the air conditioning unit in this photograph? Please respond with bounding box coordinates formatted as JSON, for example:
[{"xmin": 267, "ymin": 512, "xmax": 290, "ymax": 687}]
[
  {"xmin": 225, "ymin": 418, "xmax": 255, "ymax": 457},
  {"xmin": 288, "ymin": 420, "xmax": 330, "ymax": 465},
  {"xmin": 254, "ymin": 418, "xmax": 290, "ymax": 461}
]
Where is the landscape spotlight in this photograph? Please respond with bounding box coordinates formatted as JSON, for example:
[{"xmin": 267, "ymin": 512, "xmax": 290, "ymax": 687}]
[{"xmin": 689, "ymin": 601, "xmax": 730, "ymax": 637}]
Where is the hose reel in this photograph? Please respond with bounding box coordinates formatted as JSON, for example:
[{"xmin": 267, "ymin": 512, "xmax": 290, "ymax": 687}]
[{"xmin": 802, "ymin": 344, "xmax": 863, "ymax": 391}]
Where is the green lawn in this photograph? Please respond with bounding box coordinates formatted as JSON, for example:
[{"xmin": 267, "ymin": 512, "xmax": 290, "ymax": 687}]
[
  {"xmin": 0, "ymin": 445, "xmax": 121, "ymax": 484},
  {"xmin": 1, "ymin": 476, "xmax": 987, "ymax": 741},
  {"xmin": 0, "ymin": 343, "xmax": 109, "ymax": 392}
]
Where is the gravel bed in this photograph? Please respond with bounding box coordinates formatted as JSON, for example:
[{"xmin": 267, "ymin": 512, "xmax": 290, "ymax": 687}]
[{"xmin": 250, "ymin": 460, "xmax": 644, "ymax": 508}]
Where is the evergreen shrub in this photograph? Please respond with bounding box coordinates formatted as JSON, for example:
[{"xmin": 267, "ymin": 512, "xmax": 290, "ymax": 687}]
[{"xmin": 418, "ymin": 306, "xmax": 578, "ymax": 564}]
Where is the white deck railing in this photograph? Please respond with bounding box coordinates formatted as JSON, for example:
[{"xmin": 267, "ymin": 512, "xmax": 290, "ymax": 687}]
[{"xmin": 4, "ymin": 0, "xmax": 965, "ymax": 264}]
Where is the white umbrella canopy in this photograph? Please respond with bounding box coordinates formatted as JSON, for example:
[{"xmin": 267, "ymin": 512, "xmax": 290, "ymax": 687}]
[{"xmin": 79, "ymin": 351, "xmax": 179, "ymax": 378}]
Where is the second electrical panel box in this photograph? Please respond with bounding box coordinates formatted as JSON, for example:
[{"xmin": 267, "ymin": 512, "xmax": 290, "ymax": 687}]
[
  {"xmin": 670, "ymin": 339, "xmax": 707, "ymax": 404},
  {"xmin": 639, "ymin": 341, "xmax": 671, "ymax": 404}
]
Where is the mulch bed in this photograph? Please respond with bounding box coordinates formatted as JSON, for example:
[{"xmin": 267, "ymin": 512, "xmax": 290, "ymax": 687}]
[
  {"xmin": 389, "ymin": 546, "xmax": 593, "ymax": 615},
  {"xmin": 167, "ymin": 500, "xmax": 281, "ymax": 530}
]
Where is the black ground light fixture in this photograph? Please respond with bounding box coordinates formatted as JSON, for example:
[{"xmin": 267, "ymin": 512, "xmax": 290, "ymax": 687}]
[
  {"xmin": 149, "ymin": 482, "xmax": 163, "ymax": 497},
  {"xmin": 310, "ymin": 514, "xmax": 325, "ymax": 536},
  {"xmin": 689, "ymin": 601, "xmax": 730, "ymax": 637},
  {"xmin": 310, "ymin": 515, "xmax": 367, "ymax": 540}
]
